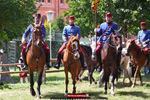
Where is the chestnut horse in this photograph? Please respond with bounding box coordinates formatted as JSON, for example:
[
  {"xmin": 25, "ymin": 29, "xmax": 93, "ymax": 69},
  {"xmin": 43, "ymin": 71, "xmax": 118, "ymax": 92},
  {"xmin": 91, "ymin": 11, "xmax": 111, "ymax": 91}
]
[
  {"xmin": 122, "ymin": 39, "xmax": 148, "ymax": 88},
  {"xmin": 62, "ymin": 34, "xmax": 82, "ymax": 95},
  {"xmin": 100, "ymin": 28, "xmax": 122, "ymax": 96},
  {"xmin": 26, "ymin": 23, "xmax": 46, "ymax": 99}
]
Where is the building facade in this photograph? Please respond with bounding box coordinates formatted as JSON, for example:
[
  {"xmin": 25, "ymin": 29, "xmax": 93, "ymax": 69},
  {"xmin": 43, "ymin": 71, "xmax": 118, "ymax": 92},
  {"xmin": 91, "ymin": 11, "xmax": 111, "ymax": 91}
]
[{"xmin": 35, "ymin": 0, "xmax": 69, "ymax": 23}]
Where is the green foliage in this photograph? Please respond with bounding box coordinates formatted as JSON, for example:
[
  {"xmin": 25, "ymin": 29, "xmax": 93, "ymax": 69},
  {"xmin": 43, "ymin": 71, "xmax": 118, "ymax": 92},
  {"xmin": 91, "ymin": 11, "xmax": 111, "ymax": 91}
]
[
  {"xmin": 51, "ymin": 14, "xmax": 65, "ymax": 33},
  {"xmin": 0, "ymin": 0, "xmax": 41, "ymax": 42},
  {"xmin": 64, "ymin": 0, "xmax": 150, "ymax": 37},
  {"xmin": 44, "ymin": 21, "xmax": 50, "ymax": 37}
]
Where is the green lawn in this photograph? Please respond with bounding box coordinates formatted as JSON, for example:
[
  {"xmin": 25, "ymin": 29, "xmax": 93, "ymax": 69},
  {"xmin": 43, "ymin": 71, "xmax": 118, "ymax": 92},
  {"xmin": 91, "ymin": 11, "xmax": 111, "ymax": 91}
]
[{"xmin": 0, "ymin": 67, "xmax": 150, "ymax": 100}]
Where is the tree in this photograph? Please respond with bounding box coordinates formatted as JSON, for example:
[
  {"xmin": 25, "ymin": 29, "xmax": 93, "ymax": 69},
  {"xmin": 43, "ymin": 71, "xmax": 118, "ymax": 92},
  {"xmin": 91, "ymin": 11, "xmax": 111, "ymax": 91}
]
[
  {"xmin": 51, "ymin": 14, "xmax": 65, "ymax": 33},
  {"xmin": 0, "ymin": 0, "xmax": 41, "ymax": 43},
  {"xmin": 64, "ymin": 0, "xmax": 150, "ymax": 37},
  {"xmin": 0, "ymin": 0, "xmax": 41, "ymax": 82}
]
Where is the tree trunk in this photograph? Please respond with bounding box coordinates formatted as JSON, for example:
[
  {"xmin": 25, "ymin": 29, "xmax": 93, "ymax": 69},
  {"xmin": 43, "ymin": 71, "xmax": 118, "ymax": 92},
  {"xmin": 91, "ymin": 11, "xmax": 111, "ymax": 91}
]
[{"xmin": 0, "ymin": 41, "xmax": 16, "ymax": 82}]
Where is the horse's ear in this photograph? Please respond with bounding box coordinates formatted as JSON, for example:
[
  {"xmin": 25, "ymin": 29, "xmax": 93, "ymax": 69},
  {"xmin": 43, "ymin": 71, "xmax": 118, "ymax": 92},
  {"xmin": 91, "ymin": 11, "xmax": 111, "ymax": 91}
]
[
  {"xmin": 76, "ymin": 33, "xmax": 79, "ymax": 39},
  {"xmin": 39, "ymin": 21, "xmax": 42, "ymax": 26},
  {"xmin": 125, "ymin": 37, "xmax": 128, "ymax": 41},
  {"xmin": 111, "ymin": 28, "xmax": 115, "ymax": 34},
  {"xmin": 118, "ymin": 27, "xmax": 122, "ymax": 32}
]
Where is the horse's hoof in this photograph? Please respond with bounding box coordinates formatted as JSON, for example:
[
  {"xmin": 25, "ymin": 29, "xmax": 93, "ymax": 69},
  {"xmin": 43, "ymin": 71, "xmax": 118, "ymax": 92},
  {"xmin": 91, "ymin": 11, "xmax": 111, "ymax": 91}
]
[
  {"xmin": 130, "ymin": 81, "xmax": 132, "ymax": 84},
  {"xmin": 88, "ymin": 84, "xmax": 91, "ymax": 87},
  {"xmin": 95, "ymin": 81, "xmax": 97, "ymax": 84},
  {"xmin": 131, "ymin": 85, "xmax": 135, "ymax": 88},
  {"xmin": 79, "ymin": 78, "xmax": 82, "ymax": 82},
  {"xmin": 30, "ymin": 90, "xmax": 36, "ymax": 96},
  {"xmin": 36, "ymin": 96, "xmax": 41, "ymax": 99},
  {"xmin": 104, "ymin": 91, "xmax": 107, "ymax": 94},
  {"xmin": 111, "ymin": 94, "xmax": 115, "ymax": 96},
  {"xmin": 139, "ymin": 83, "xmax": 142, "ymax": 86},
  {"xmin": 64, "ymin": 93, "xmax": 68, "ymax": 96}
]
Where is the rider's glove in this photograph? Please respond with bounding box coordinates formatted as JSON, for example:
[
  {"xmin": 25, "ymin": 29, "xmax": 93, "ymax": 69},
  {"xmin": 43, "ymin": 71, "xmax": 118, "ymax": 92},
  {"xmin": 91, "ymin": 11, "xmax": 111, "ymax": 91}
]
[{"xmin": 21, "ymin": 38, "xmax": 26, "ymax": 44}]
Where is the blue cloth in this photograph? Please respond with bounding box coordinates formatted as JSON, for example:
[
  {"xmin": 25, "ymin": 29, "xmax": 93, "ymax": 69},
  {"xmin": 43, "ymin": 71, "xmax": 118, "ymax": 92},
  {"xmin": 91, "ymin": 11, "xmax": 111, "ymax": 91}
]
[
  {"xmin": 22, "ymin": 24, "xmax": 46, "ymax": 43},
  {"xmin": 97, "ymin": 22, "xmax": 118, "ymax": 42},
  {"xmin": 62, "ymin": 25, "xmax": 81, "ymax": 41},
  {"xmin": 137, "ymin": 29, "xmax": 150, "ymax": 47}
]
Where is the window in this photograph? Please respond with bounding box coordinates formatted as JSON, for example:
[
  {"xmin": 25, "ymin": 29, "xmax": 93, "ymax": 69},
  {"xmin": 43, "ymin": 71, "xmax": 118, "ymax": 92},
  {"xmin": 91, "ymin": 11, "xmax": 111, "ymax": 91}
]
[
  {"xmin": 48, "ymin": 0, "xmax": 51, "ymax": 3},
  {"xmin": 60, "ymin": 0, "xmax": 63, "ymax": 4}
]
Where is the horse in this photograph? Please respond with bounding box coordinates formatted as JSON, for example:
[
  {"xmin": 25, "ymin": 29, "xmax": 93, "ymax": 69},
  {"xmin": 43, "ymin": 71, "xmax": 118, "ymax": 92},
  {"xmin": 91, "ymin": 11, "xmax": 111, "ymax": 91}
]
[
  {"xmin": 62, "ymin": 34, "xmax": 82, "ymax": 95},
  {"xmin": 120, "ymin": 55, "xmax": 132, "ymax": 84},
  {"xmin": 80, "ymin": 43, "xmax": 98, "ymax": 86},
  {"xmin": 122, "ymin": 38, "xmax": 148, "ymax": 88},
  {"xmin": 26, "ymin": 22, "xmax": 46, "ymax": 99},
  {"xmin": 93, "ymin": 28, "xmax": 122, "ymax": 96}
]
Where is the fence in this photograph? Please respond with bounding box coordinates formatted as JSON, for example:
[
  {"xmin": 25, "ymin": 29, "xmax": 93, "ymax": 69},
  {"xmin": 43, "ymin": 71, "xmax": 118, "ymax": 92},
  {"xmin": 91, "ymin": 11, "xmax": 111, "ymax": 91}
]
[{"xmin": 0, "ymin": 59, "xmax": 64, "ymax": 75}]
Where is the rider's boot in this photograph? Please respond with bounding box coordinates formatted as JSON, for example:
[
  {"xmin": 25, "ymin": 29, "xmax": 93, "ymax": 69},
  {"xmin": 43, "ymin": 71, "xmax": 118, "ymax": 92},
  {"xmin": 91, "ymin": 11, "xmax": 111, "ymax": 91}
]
[
  {"xmin": 97, "ymin": 52, "xmax": 102, "ymax": 72},
  {"xmin": 46, "ymin": 53, "xmax": 51, "ymax": 69},
  {"xmin": 54, "ymin": 53, "xmax": 61, "ymax": 69},
  {"xmin": 22, "ymin": 53, "xmax": 27, "ymax": 70}
]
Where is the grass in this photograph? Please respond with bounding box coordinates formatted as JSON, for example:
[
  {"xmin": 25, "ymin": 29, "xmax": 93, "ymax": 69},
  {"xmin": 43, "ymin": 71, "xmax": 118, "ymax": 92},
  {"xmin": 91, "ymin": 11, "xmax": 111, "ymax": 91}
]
[{"xmin": 0, "ymin": 67, "xmax": 150, "ymax": 100}]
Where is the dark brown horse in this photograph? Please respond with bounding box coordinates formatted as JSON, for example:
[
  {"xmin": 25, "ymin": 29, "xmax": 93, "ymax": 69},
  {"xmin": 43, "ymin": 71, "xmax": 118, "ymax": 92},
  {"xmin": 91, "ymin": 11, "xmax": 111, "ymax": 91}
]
[
  {"xmin": 26, "ymin": 23, "xmax": 46, "ymax": 99},
  {"xmin": 122, "ymin": 39, "xmax": 148, "ymax": 88},
  {"xmin": 62, "ymin": 34, "xmax": 82, "ymax": 95},
  {"xmin": 80, "ymin": 44, "xmax": 98, "ymax": 86},
  {"xmin": 100, "ymin": 28, "xmax": 122, "ymax": 96}
]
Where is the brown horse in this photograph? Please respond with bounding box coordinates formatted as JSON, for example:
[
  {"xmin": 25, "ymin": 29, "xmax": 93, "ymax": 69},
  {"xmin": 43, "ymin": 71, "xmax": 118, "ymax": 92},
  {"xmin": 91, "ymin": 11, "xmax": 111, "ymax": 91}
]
[
  {"xmin": 62, "ymin": 34, "xmax": 82, "ymax": 95},
  {"xmin": 122, "ymin": 39, "xmax": 148, "ymax": 88},
  {"xmin": 80, "ymin": 44, "xmax": 98, "ymax": 86},
  {"xmin": 26, "ymin": 23, "xmax": 46, "ymax": 99},
  {"xmin": 100, "ymin": 28, "xmax": 122, "ymax": 96}
]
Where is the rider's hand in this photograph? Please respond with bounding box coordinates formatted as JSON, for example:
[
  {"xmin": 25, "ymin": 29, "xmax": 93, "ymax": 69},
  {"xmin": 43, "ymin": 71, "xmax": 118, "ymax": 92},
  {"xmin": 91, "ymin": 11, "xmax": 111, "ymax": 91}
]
[
  {"xmin": 94, "ymin": 28, "xmax": 98, "ymax": 33},
  {"xmin": 21, "ymin": 38, "xmax": 26, "ymax": 44}
]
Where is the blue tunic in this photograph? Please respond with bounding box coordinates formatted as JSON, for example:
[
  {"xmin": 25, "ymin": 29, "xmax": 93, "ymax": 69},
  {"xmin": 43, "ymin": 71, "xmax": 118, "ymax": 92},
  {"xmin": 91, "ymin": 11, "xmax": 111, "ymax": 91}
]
[
  {"xmin": 22, "ymin": 24, "xmax": 46, "ymax": 43},
  {"xmin": 97, "ymin": 22, "xmax": 118, "ymax": 42},
  {"xmin": 137, "ymin": 29, "xmax": 150, "ymax": 47},
  {"xmin": 62, "ymin": 25, "xmax": 81, "ymax": 41}
]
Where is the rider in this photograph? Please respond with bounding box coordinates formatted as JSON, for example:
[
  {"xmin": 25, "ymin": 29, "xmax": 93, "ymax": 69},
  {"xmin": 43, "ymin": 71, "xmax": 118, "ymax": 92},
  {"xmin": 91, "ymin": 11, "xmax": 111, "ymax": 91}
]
[
  {"xmin": 94, "ymin": 12, "xmax": 122, "ymax": 72},
  {"xmin": 54, "ymin": 16, "xmax": 87, "ymax": 71},
  {"xmin": 21, "ymin": 14, "xmax": 51, "ymax": 69},
  {"xmin": 137, "ymin": 22, "xmax": 150, "ymax": 74}
]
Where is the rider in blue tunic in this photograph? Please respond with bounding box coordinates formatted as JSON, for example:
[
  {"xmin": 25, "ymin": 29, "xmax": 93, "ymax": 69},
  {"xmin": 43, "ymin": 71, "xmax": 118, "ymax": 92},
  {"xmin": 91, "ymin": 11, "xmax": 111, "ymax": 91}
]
[
  {"xmin": 94, "ymin": 12, "xmax": 122, "ymax": 72},
  {"xmin": 137, "ymin": 22, "xmax": 150, "ymax": 75},
  {"xmin": 54, "ymin": 16, "xmax": 86, "ymax": 70}
]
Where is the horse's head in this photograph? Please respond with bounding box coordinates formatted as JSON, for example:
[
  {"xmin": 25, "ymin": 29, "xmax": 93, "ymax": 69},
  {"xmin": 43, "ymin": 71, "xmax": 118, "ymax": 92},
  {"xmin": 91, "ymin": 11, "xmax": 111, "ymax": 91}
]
[
  {"xmin": 111, "ymin": 27, "xmax": 122, "ymax": 52},
  {"xmin": 67, "ymin": 34, "xmax": 80, "ymax": 60},
  {"xmin": 32, "ymin": 22, "xmax": 43, "ymax": 48},
  {"xmin": 91, "ymin": 39, "xmax": 97, "ymax": 61},
  {"xmin": 122, "ymin": 38, "xmax": 135, "ymax": 56}
]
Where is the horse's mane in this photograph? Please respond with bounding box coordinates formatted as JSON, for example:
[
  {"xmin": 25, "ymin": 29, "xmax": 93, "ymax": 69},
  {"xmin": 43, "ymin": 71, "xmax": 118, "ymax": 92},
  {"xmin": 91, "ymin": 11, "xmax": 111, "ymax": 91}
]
[{"xmin": 80, "ymin": 44, "xmax": 92, "ymax": 54}]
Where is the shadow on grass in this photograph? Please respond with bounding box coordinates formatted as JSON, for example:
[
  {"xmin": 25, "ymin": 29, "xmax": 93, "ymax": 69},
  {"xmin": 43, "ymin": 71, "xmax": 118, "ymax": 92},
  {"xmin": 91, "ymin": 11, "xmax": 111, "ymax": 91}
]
[
  {"xmin": 117, "ymin": 91, "xmax": 149, "ymax": 99},
  {"xmin": 46, "ymin": 76, "xmax": 65, "ymax": 81},
  {"xmin": 0, "ymin": 85, "xmax": 12, "ymax": 90},
  {"xmin": 42, "ymin": 91, "xmax": 108, "ymax": 99}
]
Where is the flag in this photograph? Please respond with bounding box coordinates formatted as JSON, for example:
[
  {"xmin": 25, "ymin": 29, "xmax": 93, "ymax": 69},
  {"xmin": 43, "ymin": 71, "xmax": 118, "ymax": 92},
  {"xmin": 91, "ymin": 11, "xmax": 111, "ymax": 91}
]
[{"xmin": 92, "ymin": 0, "xmax": 100, "ymax": 11}]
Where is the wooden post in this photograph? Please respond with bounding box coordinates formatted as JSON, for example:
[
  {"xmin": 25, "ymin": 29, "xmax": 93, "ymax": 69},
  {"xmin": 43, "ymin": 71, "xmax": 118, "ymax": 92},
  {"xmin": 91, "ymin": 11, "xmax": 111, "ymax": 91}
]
[{"xmin": 95, "ymin": 10, "xmax": 98, "ymax": 47}]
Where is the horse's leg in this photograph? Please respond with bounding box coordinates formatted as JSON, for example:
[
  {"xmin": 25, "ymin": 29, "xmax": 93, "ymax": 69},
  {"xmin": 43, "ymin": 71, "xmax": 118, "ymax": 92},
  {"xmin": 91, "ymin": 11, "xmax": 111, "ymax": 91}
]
[
  {"xmin": 131, "ymin": 66, "xmax": 139, "ymax": 88},
  {"xmin": 88, "ymin": 68, "xmax": 92, "ymax": 87},
  {"xmin": 110, "ymin": 75, "xmax": 115, "ymax": 96},
  {"xmin": 91, "ymin": 67, "xmax": 97, "ymax": 84},
  {"xmin": 138, "ymin": 71, "xmax": 142, "ymax": 86},
  {"xmin": 71, "ymin": 70, "xmax": 76, "ymax": 94},
  {"xmin": 122, "ymin": 70, "xmax": 125, "ymax": 84},
  {"xmin": 64, "ymin": 67, "xmax": 69, "ymax": 96},
  {"xmin": 104, "ymin": 73, "xmax": 108, "ymax": 94},
  {"xmin": 78, "ymin": 70, "xmax": 84, "ymax": 81},
  {"xmin": 99, "ymin": 69, "xmax": 104, "ymax": 87},
  {"xmin": 125, "ymin": 68, "xmax": 132, "ymax": 84},
  {"xmin": 37, "ymin": 69, "xmax": 43, "ymax": 99},
  {"xmin": 30, "ymin": 71, "xmax": 36, "ymax": 96}
]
